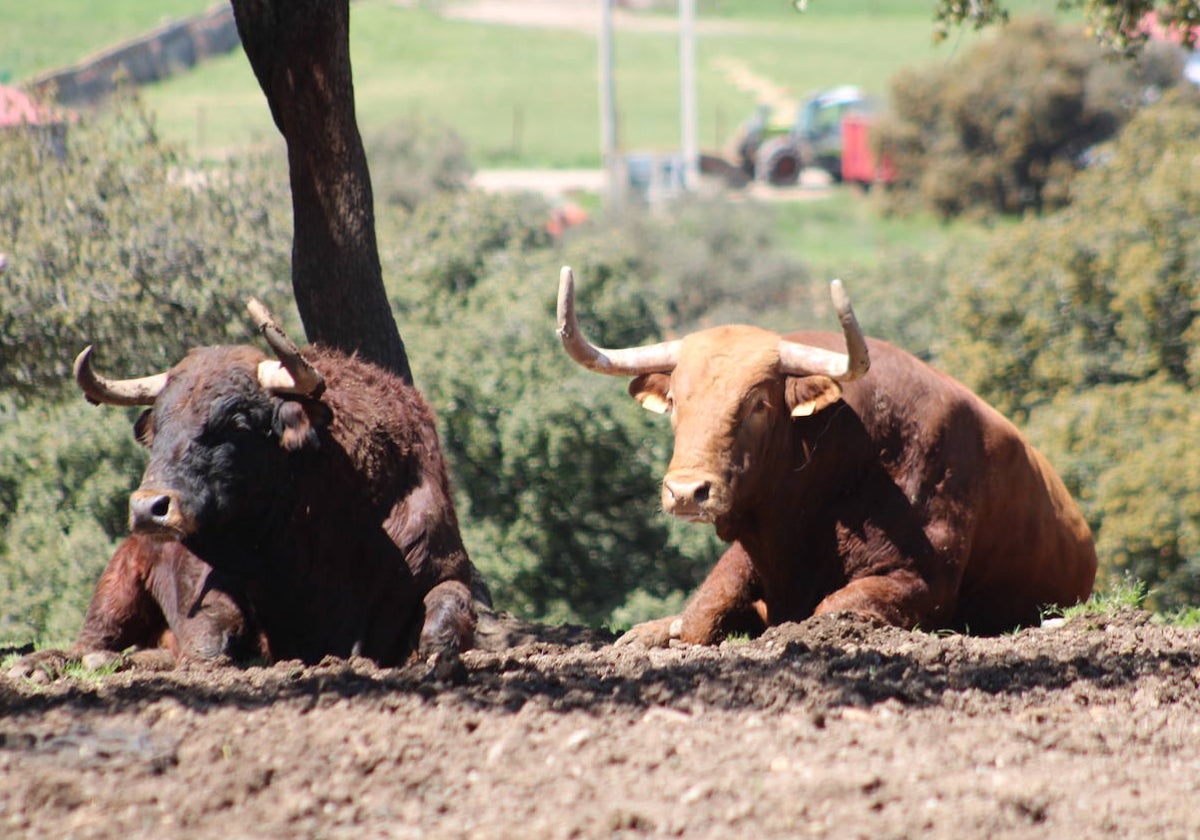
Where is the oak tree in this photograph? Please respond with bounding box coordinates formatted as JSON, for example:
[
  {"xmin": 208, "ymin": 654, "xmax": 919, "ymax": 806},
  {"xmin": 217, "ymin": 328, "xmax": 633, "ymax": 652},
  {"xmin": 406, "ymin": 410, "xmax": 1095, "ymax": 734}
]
[{"xmin": 230, "ymin": 0, "xmax": 412, "ymax": 382}]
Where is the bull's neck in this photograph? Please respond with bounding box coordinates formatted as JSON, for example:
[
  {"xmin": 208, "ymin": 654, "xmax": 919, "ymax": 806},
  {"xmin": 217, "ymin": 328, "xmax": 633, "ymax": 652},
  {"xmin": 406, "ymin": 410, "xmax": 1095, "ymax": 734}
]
[{"xmin": 714, "ymin": 408, "xmax": 872, "ymax": 583}]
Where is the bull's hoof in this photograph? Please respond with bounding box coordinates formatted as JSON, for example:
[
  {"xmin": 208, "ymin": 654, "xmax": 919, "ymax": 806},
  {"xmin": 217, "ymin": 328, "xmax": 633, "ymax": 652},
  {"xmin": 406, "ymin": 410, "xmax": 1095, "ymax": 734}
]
[
  {"xmin": 123, "ymin": 649, "xmax": 178, "ymax": 671},
  {"xmin": 6, "ymin": 650, "xmax": 71, "ymax": 683},
  {"xmin": 423, "ymin": 649, "xmax": 467, "ymax": 685},
  {"xmin": 615, "ymin": 616, "xmax": 684, "ymax": 648}
]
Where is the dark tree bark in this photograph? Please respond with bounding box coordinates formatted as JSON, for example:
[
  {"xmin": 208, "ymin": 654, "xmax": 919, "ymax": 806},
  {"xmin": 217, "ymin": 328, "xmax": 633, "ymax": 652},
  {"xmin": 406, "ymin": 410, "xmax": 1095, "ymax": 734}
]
[{"xmin": 230, "ymin": 0, "xmax": 412, "ymax": 383}]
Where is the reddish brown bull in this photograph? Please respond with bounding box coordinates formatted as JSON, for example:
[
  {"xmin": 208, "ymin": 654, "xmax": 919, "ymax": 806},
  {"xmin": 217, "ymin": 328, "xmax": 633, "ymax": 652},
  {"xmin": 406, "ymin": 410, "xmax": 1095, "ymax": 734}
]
[
  {"xmin": 10, "ymin": 301, "xmax": 486, "ymax": 679},
  {"xmin": 557, "ymin": 267, "xmax": 1096, "ymax": 643}
]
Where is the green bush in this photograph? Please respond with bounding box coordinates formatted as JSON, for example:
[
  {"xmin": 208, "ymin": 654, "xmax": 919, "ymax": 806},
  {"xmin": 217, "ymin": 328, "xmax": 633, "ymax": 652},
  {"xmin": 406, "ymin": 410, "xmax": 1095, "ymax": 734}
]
[
  {"xmin": 0, "ymin": 98, "xmax": 294, "ymax": 643},
  {"xmin": 943, "ymin": 90, "xmax": 1200, "ymax": 416},
  {"xmin": 876, "ymin": 16, "xmax": 1184, "ymax": 219},
  {"xmin": 1022, "ymin": 382, "xmax": 1200, "ymax": 612},
  {"xmin": 0, "ymin": 397, "xmax": 144, "ymax": 645},
  {"xmin": 939, "ymin": 90, "xmax": 1200, "ymax": 608},
  {"xmin": 0, "ymin": 97, "xmax": 293, "ymax": 401},
  {"xmin": 365, "ymin": 117, "xmax": 474, "ymax": 213}
]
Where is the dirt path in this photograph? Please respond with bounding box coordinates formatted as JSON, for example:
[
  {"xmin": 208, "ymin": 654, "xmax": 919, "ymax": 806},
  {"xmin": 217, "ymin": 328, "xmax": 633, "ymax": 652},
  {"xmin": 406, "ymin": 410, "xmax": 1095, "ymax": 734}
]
[
  {"xmin": 450, "ymin": 0, "xmax": 816, "ymax": 200},
  {"xmin": 4, "ymin": 610, "xmax": 1200, "ymax": 838},
  {"xmin": 438, "ymin": 0, "xmax": 769, "ymax": 36}
]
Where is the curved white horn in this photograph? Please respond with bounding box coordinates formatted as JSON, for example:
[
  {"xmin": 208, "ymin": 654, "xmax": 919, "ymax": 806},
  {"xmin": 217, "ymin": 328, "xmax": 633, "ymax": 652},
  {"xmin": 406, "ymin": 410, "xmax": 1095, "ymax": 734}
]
[
  {"xmin": 74, "ymin": 346, "xmax": 168, "ymax": 407},
  {"xmin": 556, "ymin": 266, "xmax": 680, "ymax": 376},
  {"xmin": 247, "ymin": 298, "xmax": 326, "ymax": 397},
  {"xmin": 777, "ymin": 279, "xmax": 870, "ymax": 381}
]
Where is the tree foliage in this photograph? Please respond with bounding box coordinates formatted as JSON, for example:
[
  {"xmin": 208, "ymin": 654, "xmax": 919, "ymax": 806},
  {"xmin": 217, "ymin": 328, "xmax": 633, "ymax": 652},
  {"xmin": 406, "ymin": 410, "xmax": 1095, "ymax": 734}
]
[
  {"xmin": 0, "ymin": 398, "xmax": 144, "ymax": 645},
  {"xmin": 933, "ymin": 0, "xmax": 1200, "ymax": 49},
  {"xmin": 940, "ymin": 90, "xmax": 1200, "ymax": 607},
  {"xmin": 366, "ymin": 119, "xmax": 473, "ymax": 213},
  {"xmin": 876, "ymin": 17, "xmax": 1184, "ymax": 219},
  {"xmin": 0, "ymin": 100, "xmax": 292, "ymax": 401}
]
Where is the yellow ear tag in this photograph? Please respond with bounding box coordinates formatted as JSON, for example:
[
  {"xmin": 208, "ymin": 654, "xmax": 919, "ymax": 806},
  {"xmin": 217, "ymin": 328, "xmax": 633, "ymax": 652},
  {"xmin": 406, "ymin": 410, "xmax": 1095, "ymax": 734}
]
[
  {"xmin": 636, "ymin": 392, "xmax": 672, "ymax": 414},
  {"xmin": 788, "ymin": 377, "xmax": 842, "ymax": 418}
]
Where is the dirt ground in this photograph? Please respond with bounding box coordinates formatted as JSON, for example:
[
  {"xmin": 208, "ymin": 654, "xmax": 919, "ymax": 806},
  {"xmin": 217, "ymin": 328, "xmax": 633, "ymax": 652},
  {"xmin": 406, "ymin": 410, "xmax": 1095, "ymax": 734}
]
[{"xmin": 4, "ymin": 608, "xmax": 1200, "ymax": 839}]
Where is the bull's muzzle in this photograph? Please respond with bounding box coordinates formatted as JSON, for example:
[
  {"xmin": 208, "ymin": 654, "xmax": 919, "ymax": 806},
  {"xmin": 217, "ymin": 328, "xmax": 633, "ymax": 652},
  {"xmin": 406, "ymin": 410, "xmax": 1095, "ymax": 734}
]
[
  {"xmin": 129, "ymin": 488, "xmax": 192, "ymax": 538},
  {"xmin": 662, "ymin": 470, "xmax": 729, "ymax": 523}
]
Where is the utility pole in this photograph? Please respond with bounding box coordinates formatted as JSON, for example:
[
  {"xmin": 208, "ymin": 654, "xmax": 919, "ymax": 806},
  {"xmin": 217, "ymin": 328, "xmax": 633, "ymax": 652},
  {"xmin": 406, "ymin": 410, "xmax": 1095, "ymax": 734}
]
[
  {"xmin": 599, "ymin": 0, "xmax": 621, "ymax": 209},
  {"xmin": 679, "ymin": 0, "xmax": 698, "ymax": 191}
]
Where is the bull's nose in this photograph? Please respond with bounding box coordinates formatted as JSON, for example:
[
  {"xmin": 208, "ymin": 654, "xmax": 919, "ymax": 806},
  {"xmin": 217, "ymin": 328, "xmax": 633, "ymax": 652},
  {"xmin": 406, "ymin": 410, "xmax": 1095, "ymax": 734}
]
[
  {"xmin": 662, "ymin": 472, "xmax": 723, "ymax": 521},
  {"xmin": 664, "ymin": 478, "xmax": 711, "ymax": 506},
  {"xmin": 130, "ymin": 489, "xmax": 182, "ymax": 534}
]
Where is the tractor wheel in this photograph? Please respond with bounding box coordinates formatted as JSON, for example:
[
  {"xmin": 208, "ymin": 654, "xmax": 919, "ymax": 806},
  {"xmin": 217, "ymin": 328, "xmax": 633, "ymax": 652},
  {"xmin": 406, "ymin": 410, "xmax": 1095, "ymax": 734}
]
[{"xmin": 755, "ymin": 138, "xmax": 803, "ymax": 187}]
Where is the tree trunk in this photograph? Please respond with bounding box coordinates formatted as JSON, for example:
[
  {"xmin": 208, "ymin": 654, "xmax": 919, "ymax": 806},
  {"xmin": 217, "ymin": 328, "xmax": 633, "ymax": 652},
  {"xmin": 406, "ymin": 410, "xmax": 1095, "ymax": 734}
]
[{"xmin": 230, "ymin": 0, "xmax": 412, "ymax": 383}]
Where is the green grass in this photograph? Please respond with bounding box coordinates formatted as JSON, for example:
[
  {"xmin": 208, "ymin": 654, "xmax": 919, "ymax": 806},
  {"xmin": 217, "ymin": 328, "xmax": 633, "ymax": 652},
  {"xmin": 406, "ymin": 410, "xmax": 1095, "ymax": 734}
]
[
  {"xmin": 137, "ymin": 0, "xmax": 1068, "ymax": 166},
  {"xmin": 1047, "ymin": 575, "xmax": 1150, "ymax": 623},
  {"xmin": 1051, "ymin": 577, "xmax": 1200, "ymax": 628},
  {"xmin": 7, "ymin": 0, "xmax": 1069, "ymax": 168},
  {"xmin": 0, "ymin": 0, "xmax": 216, "ymax": 82},
  {"xmin": 767, "ymin": 191, "xmax": 972, "ymax": 271}
]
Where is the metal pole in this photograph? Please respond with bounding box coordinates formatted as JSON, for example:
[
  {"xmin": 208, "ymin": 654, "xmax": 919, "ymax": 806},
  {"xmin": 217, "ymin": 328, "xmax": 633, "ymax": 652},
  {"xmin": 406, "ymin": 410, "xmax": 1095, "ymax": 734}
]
[
  {"xmin": 679, "ymin": 0, "xmax": 698, "ymax": 192},
  {"xmin": 599, "ymin": 0, "xmax": 620, "ymax": 210}
]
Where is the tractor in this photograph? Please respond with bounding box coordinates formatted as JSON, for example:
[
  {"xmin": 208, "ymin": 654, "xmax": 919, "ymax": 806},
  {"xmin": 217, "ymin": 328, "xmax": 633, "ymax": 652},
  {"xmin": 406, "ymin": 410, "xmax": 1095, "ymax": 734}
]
[{"xmin": 734, "ymin": 86, "xmax": 886, "ymax": 187}]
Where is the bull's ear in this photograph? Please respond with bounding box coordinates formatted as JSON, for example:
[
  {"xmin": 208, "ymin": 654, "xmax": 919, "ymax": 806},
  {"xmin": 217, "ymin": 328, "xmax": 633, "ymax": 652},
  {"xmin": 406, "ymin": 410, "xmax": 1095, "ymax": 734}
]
[
  {"xmin": 628, "ymin": 373, "xmax": 672, "ymax": 414},
  {"xmin": 786, "ymin": 376, "xmax": 842, "ymax": 418},
  {"xmin": 133, "ymin": 409, "xmax": 154, "ymax": 447},
  {"xmin": 274, "ymin": 399, "xmax": 333, "ymax": 452}
]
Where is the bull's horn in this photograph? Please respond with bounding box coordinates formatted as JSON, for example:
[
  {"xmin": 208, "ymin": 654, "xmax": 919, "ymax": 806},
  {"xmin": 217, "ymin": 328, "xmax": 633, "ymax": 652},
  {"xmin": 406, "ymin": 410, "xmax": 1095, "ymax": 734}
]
[
  {"xmin": 74, "ymin": 345, "xmax": 168, "ymax": 407},
  {"xmin": 556, "ymin": 266, "xmax": 680, "ymax": 376},
  {"xmin": 777, "ymin": 279, "xmax": 870, "ymax": 381},
  {"xmin": 247, "ymin": 298, "xmax": 326, "ymax": 398}
]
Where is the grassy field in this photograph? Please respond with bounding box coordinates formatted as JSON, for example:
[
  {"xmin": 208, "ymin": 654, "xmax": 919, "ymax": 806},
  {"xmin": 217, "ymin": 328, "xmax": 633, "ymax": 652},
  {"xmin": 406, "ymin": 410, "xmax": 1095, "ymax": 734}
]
[
  {"xmin": 1, "ymin": 1, "xmax": 1057, "ymax": 287},
  {"xmin": 6, "ymin": 0, "xmax": 1065, "ymax": 167},
  {"xmin": 0, "ymin": 0, "xmax": 216, "ymax": 81},
  {"xmin": 133, "ymin": 0, "xmax": 1065, "ymax": 166}
]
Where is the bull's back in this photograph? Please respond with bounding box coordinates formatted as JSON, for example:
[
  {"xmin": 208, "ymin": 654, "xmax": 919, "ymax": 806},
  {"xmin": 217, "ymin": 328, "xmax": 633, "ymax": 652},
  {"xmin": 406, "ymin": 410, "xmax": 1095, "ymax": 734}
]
[
  {"xmin": 830, "ymin": 336, "xmax": 1096, "ymax": 632},
  {"xmin": 953, "ymin": 401, "xmax": 1097, "ymax": 631}
]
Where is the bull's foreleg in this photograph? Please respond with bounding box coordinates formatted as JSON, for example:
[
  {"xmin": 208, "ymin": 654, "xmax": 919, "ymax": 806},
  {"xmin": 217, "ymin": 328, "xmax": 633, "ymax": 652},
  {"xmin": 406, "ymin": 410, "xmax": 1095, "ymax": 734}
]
[
  {"xmin": 617, "ymin": 542, "xmax": 766, "ymax": 647},
  {"xmin": 417, "ymin": 579, "xmax": 476, "ymax": 661},
  {"xmin": 812, "ymin": 569, "xmax": 937, "ymax": 629},
  {"xmin": 6, "ymin": 537, "xmax": 172, "ymax": 682}
]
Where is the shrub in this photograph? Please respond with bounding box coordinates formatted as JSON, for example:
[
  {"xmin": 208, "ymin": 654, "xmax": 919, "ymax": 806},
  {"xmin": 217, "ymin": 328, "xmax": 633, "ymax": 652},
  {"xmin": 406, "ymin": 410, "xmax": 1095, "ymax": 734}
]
[
  {"xmin": 942, "ymin": 89, "xmax": 1200, "ymax": 416},
  {"xmin": 939, "ymin": 90, "xmax": 1200, "ymax": 608},
  {"xmin": 876, "ymin": 16, "xmax": 1184, "ymax": 219},
  {"xmin": 1022, "ymin": 382, "xmax": 1200, "ymax": 612},
  {"xmin": 0, "ymin": 97, "xmax": 293, "ymax": 402},
  {"xmin": 365, "ymin": 117, "xmax": 474, "ymax": 213},
  {"xmin": 0, "ymin": 98, "xmax": 293, "ymax": 643},
  {"xmin": 0, "ymin": 397, "xmax": 144, "ymax": 645}
]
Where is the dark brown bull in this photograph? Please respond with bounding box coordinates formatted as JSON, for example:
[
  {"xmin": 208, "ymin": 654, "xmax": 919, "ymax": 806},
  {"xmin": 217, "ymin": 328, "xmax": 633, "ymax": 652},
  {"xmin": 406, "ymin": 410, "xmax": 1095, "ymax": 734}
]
[
  {"xmin": 11, "ymin": 301, "xmax": 485, "ymax": 678},
  {"xmin": 557, "ymin": 267, "xmax": 1096, "ymax": 643}
]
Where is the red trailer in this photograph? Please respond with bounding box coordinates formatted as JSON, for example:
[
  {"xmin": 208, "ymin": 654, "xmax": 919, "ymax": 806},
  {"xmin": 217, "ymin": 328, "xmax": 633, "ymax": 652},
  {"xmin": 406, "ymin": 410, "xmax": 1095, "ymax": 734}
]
[{"xmin": 840, "ymin": 111, "xmax": 895, "ymax": 189}]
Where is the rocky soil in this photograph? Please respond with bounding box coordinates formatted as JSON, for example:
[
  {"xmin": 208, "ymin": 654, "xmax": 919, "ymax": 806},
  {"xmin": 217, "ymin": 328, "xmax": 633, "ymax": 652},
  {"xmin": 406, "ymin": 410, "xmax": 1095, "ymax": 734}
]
[{"xmin": 4, "ymin": 609, "xmax": 1200, "ymax": 839}]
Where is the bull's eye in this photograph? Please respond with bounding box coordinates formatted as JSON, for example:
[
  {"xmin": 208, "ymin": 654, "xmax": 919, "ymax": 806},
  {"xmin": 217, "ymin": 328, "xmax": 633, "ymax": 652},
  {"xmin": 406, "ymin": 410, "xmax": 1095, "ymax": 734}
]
[
  {"xmin": 205, "ymin": 412, "xmax": 254, "ymax": 442},
  {"xmin": 133, "ymin": 409, "xmax": 154, "ymax": 447},
  {"xmin": 746, "ymin": 394, "xmax": 770, "ymax": 416}
]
